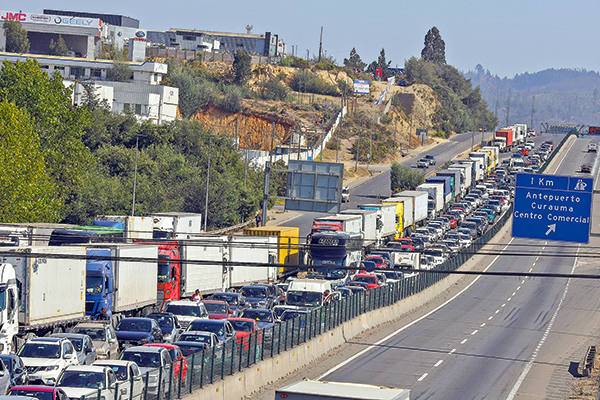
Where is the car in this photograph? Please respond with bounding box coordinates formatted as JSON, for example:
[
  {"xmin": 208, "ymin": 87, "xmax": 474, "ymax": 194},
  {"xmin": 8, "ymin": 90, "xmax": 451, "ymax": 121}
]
[
  {"xmin": 170, "ymin": 342, "xmax": 206, "ymax": 357},
  {"xmin": 262, "ymin": 284, "xmax": 286, "ymax": 306},
  {"xmin": 0, "ymin": 355, "xmax": 29, "ymax": 388},
  {"xmin": 143, "ymin": 344, "xmax": 187, "ymax": 382},
  {"xmin": 272, "ymin": 305, "xmax": 297, "ymax": 319},
  {"xmin": 365, "ymin": 255, "xmax": 387, "ymax": 269},
  {"xmin": 92, "ymin": 360, "xmax": 143, "ymax": 400},
  {"xmin": 461, "ymin": 221, "xmax": 481, "ymax": 237},
  {"xmin": 186, "ymin": 319, "xmax": 236, "ymax": 344},
  {"xmin": 432, "ymin": 217, "xmax": 451, "ymax": 231},
  {"xmin": 50, "ymin": 334, "xmax": 96, "ymax": 366},
  {"xmin": 442, "ymin": 215, "xmax": 458, "ymax": 229},
  {"xmin": 347, "ymin": 281, "xmax": 370, "ymax": 293},
  {"xmin": 239, "ymin": 309, "xmax": 277, "ymax": 331},
  {"xmin": 368, "ymin": 252, "xmax": 394, "ymax": 268},
  {"xmin": 581, "ymin": 164, "xmax": 592, "ymax": 173},
  {"xmin": 424, "ymin": 155, "xmax": 436, "ymax": 165},
  {"xmin": 351, "ymin": 273, "xmax": 380, "ymax": 289},
  {"xmin": 279, "ymin": 310, "xmax": 310, "ymax": 325},
  {"xmin": 457, "ymin": 227, "xmax": 476, "ymax": 240},
  {"xmin": 409, "ymin": 237, "xmax": 426, "ymax": 251},
  {"xmin": 17, "ymin": 337, "xmax": 79, "ymax": 385},
  {"xmin": 0, "ymin": 359, "xmax": 12, "ymax": 395},
  {"xmin": 227, "ymin": 318, "xmax": 263, "ymax": 350},
  {"xmin": 336, "ymin": 287, "xmax": 354, "ymax": 298},
  {"xmin": 146, "ymin": 312, "xmax": 182, "ymax": 343},
  {"xmin": 345, "ymin": 285, "xmax": 368, "ymax": 296},
  {"xmin": 163, "ymin": 300, "xmax": 209, "ymax": 329},
  {"xmin": 209, "ymin": 292, "xmax": 249, "ymax": 317},
  {"xmin": 202, "ymin": 300, "xmax": 234, "ymax": 320},
  {"xmin": 442, "ymin": 239, "xmax": 460, "ymax": 255},
  {"xmin": 416, "ymin": 159, "xmax": 429, "ymax": 168},
  {"xmin": 71, "ymin": 322, "xmax": 119, "ymax": 360},
  {"xmin": 119, "ymin": 347, "xmax": 172, "ymax": 396},
  {"xmin": 359, "ymin": 261, "xmax": 377, "ymax": 272},
  {"xmin": 378, "ymin": 270, "xmax": 402, "ymax": 283},
  {"xmin": 114, "ymin": 318, "xmax": 163, "ymax": 350},
  {"xmin": 174, "ymin": 331, "xmax": 220, "ymax": 350},
  {"xmin": 341, "ymin": 186, "xmax": 350, "ymax": 203},
  {"xmin": 8, "ymin": 385, "xmax": 69, "ymax": 400},
  {"xmin": 241, "ymin": 286, "xmax": 275, "ymax": 309},
  {"xmin": 388, "ymin": 238, "xmax": 414, "ymax": 251},
  {"xmin": 54, "ymin": 365, "xmax": 119, "ymax": 400}
]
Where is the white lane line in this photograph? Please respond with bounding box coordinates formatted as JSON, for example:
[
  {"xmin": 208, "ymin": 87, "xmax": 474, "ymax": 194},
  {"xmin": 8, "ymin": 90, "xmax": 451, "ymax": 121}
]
[
  {"xmin": 529, "ymin": 268, "xmax": 533, "ymax": 272},
  {"xmin": 471, "ymin": 330, "xmax": 478, "ymax": 335},
  {"xmin": 536, "ymin": 257, "xmax": 539, "ymax": 261},
  {"xmin": 449, "ymin": 349, "xmax": 456, "ymax": 354},
  {"xmin": 316, "ymin": 237, "xmax": 515, "ymax": 380},
  {"xmin": 488, "ymin": 316, "xmax": 493, "ymax": 320},
  {"xmin": 532, "ymin": 263, "xmax": 535, "ymax": 267},
  {"xmin": 512, "ymin": 292, "xmax": 516, "ymax": 296},
  {"xmin": 480, "ymin": 323, "xmax": 486, "ymax": 327},
  {"xmin": 505, "ymin": 246, "xmax": 580, "ymax": 400},
  {"xmin": 418, "ymin": 373, "xmax": 428, "ymax": 382},
  {"xmin": 495, "ymin": 310, "xmax": 500, "ymax": 314},
  {"xmin": 501, "ymin": 303, "xmax": 506, "ymax": 307},
  {"xmin": 460, "ymin": 339, "xmax": 468, "ymax": 344},
  {"xmin": 434, "ymin": 360, "xmax": 444, "ymax": 367},
  {"xmin": 521, "ymin": 280, "xmax": 525, "ymax": 284},
  {"xmin": 517, "ymin": 286, "xmax": 521, "ymax": 291}
]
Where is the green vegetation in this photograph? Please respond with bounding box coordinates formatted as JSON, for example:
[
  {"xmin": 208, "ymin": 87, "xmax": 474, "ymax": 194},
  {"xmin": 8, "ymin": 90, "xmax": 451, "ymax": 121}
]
[
  {"xmin": 289, "ymin": 70, "xmax": 338, "ymax": 96},
  {"xmin": 49, "ymin": 35, "xmax": 68, "ymax": 56},
  {"xmin": 3, "ymin": 20, "xmax": 30, "ymax": 54},
  {"xmin": 421, "ymin": 27, "xmax": 446, "ymax": 65},
  {"xmin": 232, "ymin": 50, "xmax": 252, "ymax": 85},
  {"xmin": 390, "ymin": 162, "xmax": 425, "ymax": 193}
]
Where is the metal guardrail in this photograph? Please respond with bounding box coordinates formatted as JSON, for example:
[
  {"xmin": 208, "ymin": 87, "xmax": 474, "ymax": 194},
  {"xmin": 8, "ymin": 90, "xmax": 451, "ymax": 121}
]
[{"xmin": 100, "ymin": 135, "xmax": 568, "ymax": 399}]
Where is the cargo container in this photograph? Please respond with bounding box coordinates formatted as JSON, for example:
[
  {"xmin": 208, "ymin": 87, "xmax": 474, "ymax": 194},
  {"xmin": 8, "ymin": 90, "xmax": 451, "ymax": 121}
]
[
  {"xmin": 469, "ymin": 151, "xmax": 490, "ymax": 175},
  {"xmin": 340, "ymin": 209, "xmax": 378, "ymax": 248},
  {"xmin": 0, "ymin": 223, "xmax": 75, "ymax": 247},
  {"xmin": 449, "ymin": 163, "xmax": 472, "ymax": 195},
  {"xmin": 416, "ymin": 183, "xmax": 444, "ymax": 216},
  {"xmin": 227, "ymin": 235, "xmax": 278, "ymax": 287},
  {"xmin": 481, "ymin": 146, "xmax": 499, "ymax": 170},
  {"xmin": 149, "ymin": 212, "xmax": 203, "ymax": 239},
  {"xmin": 435, "ymin": 170, "xmax": 461, "ymax": 200},
  {"xmin": 425, "ymin": 176, "xmax": 452, "ymax": 205},
  {"xmin": 380, "ymin": 199, "xmax": 404, "ymax": 239},
  {"xmin": 513, "ymin": 123, "xmax": 527, "ymax": 145},
  {"xmin": 382, "ymin": 197, "xmax": 413, "ymax": 236},
  {"xmin": 311, "ymin": 215, "xmax": 362, "ymax": 236},
  {"xmin": 495, "ymin": 128, "xmax": 514, "ymax": 151},
  {"xmin": 93, "ymin": 216, "xmax": 154, "ymax": 239},
  {"xmin": 244, "ymin": 226, "xmax": 299, "ymax": 265},
  {"xmin": 357, "ymin": 203, "xmax": 397, "ymax": 244},
  {"xmin": 394, "ymin": 191, "xmax": 428, "ymax": 227}
]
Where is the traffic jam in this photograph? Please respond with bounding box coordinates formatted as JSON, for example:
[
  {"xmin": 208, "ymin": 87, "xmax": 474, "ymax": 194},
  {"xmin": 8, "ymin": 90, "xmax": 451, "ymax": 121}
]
[{"xmin": 0, "ymin": 129, "xmax": 556, "ymax": 400}]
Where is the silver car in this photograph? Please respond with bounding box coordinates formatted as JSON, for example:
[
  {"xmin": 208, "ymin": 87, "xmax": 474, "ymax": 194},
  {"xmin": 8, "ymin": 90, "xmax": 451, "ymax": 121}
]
[
  {"xmin": 71, "ymin": 322, "xmax": 119, "ymax": 360},
  {"xmin": 50, "ymin": 334, "xmax": 97, "ymax": 366}
]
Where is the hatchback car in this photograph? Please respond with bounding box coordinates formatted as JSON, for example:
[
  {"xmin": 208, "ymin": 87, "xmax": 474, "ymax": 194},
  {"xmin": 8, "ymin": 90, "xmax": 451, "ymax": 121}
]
[
  {"xmin": 143, "ymin": 344, "xmax": 187, "ymax": 382},
  {"xmin": 119, "ymin": 347, "xmax": 172, "ymax": 396},
  {"xmin": 227, "ymin": 318, "xmax": 263, "ymax": 350},
  {"xmin": 202, "ymin": 300, "xmax": 234, "ymax": 320},
  {"xmin": 92, "ymin": 360, "xmax": 143, "ymax": 400},
  {"xmin": 209, "ymin": 292, "xmax": 248, "ymax": 317},
  {"xmin": 146, "ymin": 312, "xmax": 182, "ymax": 343},
  {"xmin": 241, "ymin": 286, "xmax": 275, "ymax": 309},
  {"xmin": 54, "ymin": 365, "xmax": 118, "ymax": 400}
]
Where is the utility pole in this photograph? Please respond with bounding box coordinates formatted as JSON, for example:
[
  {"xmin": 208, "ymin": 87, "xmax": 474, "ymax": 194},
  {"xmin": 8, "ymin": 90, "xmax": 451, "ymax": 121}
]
[
  {"xmin": 506, "ymin": 89, "xmax": 511, "ymax": 127},
  {"xmin": 368, "ymin": 118, "xmax": 373, "ymax": 168},
  {"xmin": 355, "ymin": 129, "xmax": 360, "ymax": 172},
  {"xmin": 318, "ymin": 26, "xmax": 323, "ymax": 62},
  {"xmin": 393, "ymin": 119, "xmax": 397, "ymax": 155},
  {"xmin": 471, "ymin": 131, "xmax": 474, "ymax": 152},
  {"xmin": 204, "ymin": 136, "xmax": 213, "ymax": 232},
  {"xmin": 495, "ymin": 99, "xmax": 498, "ymax": 120},
  {"xmin": 131, "ymin": 135, "xmax": 139, "ymax": 216},
  {"xmin": 409, "ymin": 112, "xmax": 413, "ymax": 149},
  {"xmin": 270, "ymin": 122, "xmax": 275, "ymax": 164},
  {"xmin": 531, "ymin": 95, "xmax": 536, "ymax": 128},
  {"xmin": 262, "ymin": 161, "xmax": 270, "ymax": 227}
]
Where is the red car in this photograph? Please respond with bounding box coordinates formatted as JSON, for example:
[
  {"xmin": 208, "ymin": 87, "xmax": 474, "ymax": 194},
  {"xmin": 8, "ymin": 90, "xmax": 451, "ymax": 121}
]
[
  {"xmin": 365, "ymin": 255, "xmax": 387, "ymax": 268},
  {"xmin": 520, "ymin": 149, "xmax": 529, "ymax": 156},
  {"xmin": 143, "ymin": 344, "xmax": 187, "ymax": 381},
  {"xmin": 227, "ymin": 318, "xmax": 263, "ymax": 350},
  {"xmin": 395, "ymin": 238, "xmax": 415, "ymax": 251},
  {"xmin": 352, "ymin": 273, "xmax": 381, "ymax": 289},
  {"xmin": 544, "ymin": 140, "xmax": 554, "ymax": 149},
  {"xmin": 203, "ymin": 300, "xmax": 234, "ymax": 320},
  {"xmin": 443, "ymin": 215, "xmax": 458, "ymax": 229},
  {"xmin": 489, "ymin": 195, "xmax": 505, "ymax": 205},
  {"xmin": 8, "ymin": 386, "xmax": 69, "ymax": 400}
]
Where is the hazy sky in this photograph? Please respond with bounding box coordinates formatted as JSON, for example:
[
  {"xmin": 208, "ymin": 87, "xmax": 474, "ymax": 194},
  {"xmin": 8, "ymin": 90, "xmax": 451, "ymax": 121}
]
[{"xmin": 14, "ymin": 0, "xmax": 600, "ymax": 78}]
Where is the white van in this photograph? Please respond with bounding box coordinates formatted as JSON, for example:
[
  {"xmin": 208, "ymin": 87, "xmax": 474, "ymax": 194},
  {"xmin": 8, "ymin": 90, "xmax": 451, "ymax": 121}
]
[{"xmin": 285, "ymin": 279, "xmax": 333, "ymax": 309}]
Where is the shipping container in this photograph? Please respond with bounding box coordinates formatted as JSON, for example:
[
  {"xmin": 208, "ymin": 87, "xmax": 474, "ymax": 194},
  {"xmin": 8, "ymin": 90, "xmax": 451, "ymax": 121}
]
[
  {"xmin": 394, "ymin": 191, "xmax": 428, "ymax": 226},
  {"xmin": 340, "ymin": 209, "xmax": 378, "ymax": 247},
  {"xmin": 416, "ymin": 183, "xmax": 444, "ymax": 214},
  {"xmin": 227, "ymin": 235, "xmax": 278, "ymax": 287},
  {"xmin": 357, "ymin": 203, "xmax": 397, "ymax": 244},
  {"xmin": 243, "ymin": 226, "xmax": 299, "ymax": 265}
]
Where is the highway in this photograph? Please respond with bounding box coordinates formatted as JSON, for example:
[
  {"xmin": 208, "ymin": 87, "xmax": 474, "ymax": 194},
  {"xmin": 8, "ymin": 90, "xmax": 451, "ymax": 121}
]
[
  {"xmin": 280, "ymin": 130, "xmax": 495, "ymax": 238},
  {"xmin": 312, "ymin": 135, "xmax": 600, "ymax": 399}
]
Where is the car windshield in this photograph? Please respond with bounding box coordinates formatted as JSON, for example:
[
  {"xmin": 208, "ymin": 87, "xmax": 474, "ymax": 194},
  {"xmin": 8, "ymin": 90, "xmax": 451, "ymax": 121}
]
[
  {"xmin": 178, "ymin": 334, "xmax": 211, "ymax": 343},
  {"xmin": 382, "ymin": 271, "xmax": 397, "ymax": 279},
  {"xmin": 116, "ymin": 320, "xmax": 152, "ymax": 332},
  {"xmin": 281, "ymin": 311, "xmax": 305, "ymax": 321},
  {"xmin": 204, "ymin": 303, "xmax": 228, "ymax": 314},
  {"xmin": 157, "ymin": 259, "xmax": 171, "ymax": 284},
  {"xmin": 229, "ymin": 320, "xmax": 253, "ymax": 332},
  {"xmin": 9, "ymin": 390, "xmax": 54, "ymax": 400},
  {"xmin": 211, "ymin": 294, "xmax": 237, "ymax": 305},
  {"xmin": 242, "ymin": 287, "xmax": 267, "ymax": 298},
  {"xmin": 67, "ymin": 338, "xmax": 83, "ymax": 352},
  {"xmin": 188, "ymin": 322, "xmax": 224, "ymax": 336},
  {"xmin": 120, "ymin": 351, "xmax": 161, "ymax": 368},
  {"xmin": 165, "ymin": 304, "xmax": 200, "ymax": 317},
  {"xmin": 18, "ymin": 343, "xmax": 60, "ymax": 359},
  {"xmin": 242, "ymin": 310, "xmax": 274, "ymax": 322},
  {"xmin": 86, "ymin": 277, "xmax": 103, "ymax": 294},
  {"xmin": 353, "ymin": 275, "xmax": 377, "ymax": 284},
  {"xmin": 177, "ymin": 345, "xmax": 204, "ymax": 357},
  {"xmin": 0, "ymin": 357, "xmax": 11, "ymax": 372},
  {"xmin": 57, "ymin": 371, "xmax": 105, "ymax": 389},
  {"xmin": 72, "ymin": 327, "xmax": 106, "ymax": 341}
]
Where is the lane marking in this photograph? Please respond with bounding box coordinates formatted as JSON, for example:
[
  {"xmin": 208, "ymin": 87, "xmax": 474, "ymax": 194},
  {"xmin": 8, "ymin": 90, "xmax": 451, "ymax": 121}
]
[
  {"xmin": 488, "ymin": 316, "xmax": 493, "ymax": 320},
  {"xmin": 449, "ymin": 349, "xmax": 456, "ymax": 354},
  {"xmin": 434, "ymin": 360, "xmax": 444, "ymax": 367},
  {"xmin": 316, "ymin": 238, "xmax": 515, "ymax": 381},
  {"xmin": 532, "ymin": 263, "xmax": 536, "ymax": 267},
  {"xmin": 480, "ymin": 323, "xmax": 486, "ymax": 327},
  {"xmin": 502, "ymin": 303, "xmax": 506, "ymax": 307},
  {"xmin": 495, "ymin": 310, "xmax": 500, "ymax": 314},
  {"xmin": 418, "ymin": 373, "xmax": 428, "ymax": 382},
  {"xmin": 505, "ymin": 246, "xmax": 580, "ymax": 400},
  {"xmin": 528, "ymin": 268, "xmax": 533, "ymax": 272},
  {"xmin": 517, "ymin": 286, "xmax": 521, "ymax": 291},
  {"xmin": 512, "ymin": 292, "xmax": 516, "ymax": 296},
  {"xmin": 460, "ymin": 339, "xmax": 468, "ymax": 344},
  {"xmin": 521, "ymin": 280, "xmax": 525, "ymax": 284},
  {"xmin": 471, "ymin": 330, "xmax": 478, "ymax": 335},
  {"xmin": 507, "ymin": 297, "xmax": 512, "ymax": 301}
]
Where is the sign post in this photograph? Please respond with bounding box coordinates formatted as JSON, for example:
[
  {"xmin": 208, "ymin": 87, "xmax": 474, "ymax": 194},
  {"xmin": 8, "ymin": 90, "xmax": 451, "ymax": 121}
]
[{"xmin": 512, "ymin": 173, "xmax": 593, "ymax": 243}]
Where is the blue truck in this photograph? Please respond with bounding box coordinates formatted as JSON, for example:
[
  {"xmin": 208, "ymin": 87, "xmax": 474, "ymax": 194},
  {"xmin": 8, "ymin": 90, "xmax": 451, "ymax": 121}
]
[{"xmin": 425, "ymin": 175, "xmax": 453, "ymax": 205}]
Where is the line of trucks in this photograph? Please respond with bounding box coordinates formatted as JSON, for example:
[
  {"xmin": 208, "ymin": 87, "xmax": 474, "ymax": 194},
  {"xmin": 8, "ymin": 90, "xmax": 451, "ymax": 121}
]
[
  {"xmin": 492, "ymin": 123, "xmax": 536, "ymax": 152},
  {"xmin": 304, "ymin": 144, "xmax": 503, "ymax": 284},
  {"xmin": 0, "ymin": 214, "xmax": 300, "ymax": 354}
]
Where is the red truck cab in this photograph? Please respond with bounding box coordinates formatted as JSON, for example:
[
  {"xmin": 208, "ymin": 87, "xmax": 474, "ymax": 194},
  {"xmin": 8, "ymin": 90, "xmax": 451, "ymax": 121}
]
[{"xmin": 157, "ymin": 242, "xmax": 181, "ymax": 311}]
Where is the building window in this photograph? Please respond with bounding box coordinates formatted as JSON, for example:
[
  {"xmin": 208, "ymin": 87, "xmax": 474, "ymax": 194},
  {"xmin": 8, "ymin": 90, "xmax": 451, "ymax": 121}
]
[
  {"xmin": 123, "ymin": 103, "xmax": 131, "ymax": 112},
  {"xmin": 40, "ymin": 65, "xmax": 49, "ymax": 69},
  {"xmin": 55, "ymin": 66, "xmax": 65, "ymax": 71},
  {"xmin": 71, "ymin": 67, "xmax": 83, "ymax": 78},
  {"xmin": 91, "ymin": 69, "xmax": 102, "ymax": 78},
  {"xmin": 135, "ymin": 104, "xmax": 142, "ymax": 115}
]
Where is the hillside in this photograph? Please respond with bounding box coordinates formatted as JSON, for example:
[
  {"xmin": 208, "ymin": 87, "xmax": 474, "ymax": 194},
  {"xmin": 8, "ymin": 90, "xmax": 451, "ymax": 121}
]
[{"xmin": 465, "ymin": 66, "xmax": 600, "ymax": 127}]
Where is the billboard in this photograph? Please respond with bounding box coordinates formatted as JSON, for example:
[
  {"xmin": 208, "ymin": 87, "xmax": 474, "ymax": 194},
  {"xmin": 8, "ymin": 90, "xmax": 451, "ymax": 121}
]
[
  {"xmin": 0, "ymin": 10, "xmax": 101, "ymax": 28},
  {"xmin": 589, "ymin": 126, "xmax": 600, "ymax": 134},
  {"xmin": 353, "ymin": 80, "xmax": 369, "ymax": 95},
  {"xmin": 285, "ymin": 161, "xmax": 344, "ymax": 213}
]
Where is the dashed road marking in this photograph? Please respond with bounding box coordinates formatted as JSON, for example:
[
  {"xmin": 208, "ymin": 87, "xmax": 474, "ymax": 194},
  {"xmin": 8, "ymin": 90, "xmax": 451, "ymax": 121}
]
[
  {"xmin": 488, "ymin": 316, "xmax": 493, "ymax": 320},
  {"xmin": 471, "ymin": 330, "xmax": 478, "ymax": 335},
  {"xmin": 434, "ymin": 360, "xmax": 444, "ymax": 367},
  {"xmin": 418, "ymin": 373, "xmax": 428, "ymax": 381},
  {"xmin": 460, "ymin": 339, "xmax": 467, "ymax": 344},
  {"xmin": 449, "ymin": 349, "xmax": 456, "ymax": 354},
  {"xmin": 480, "ymin": 323, "xmax": 486, "ymax": 327}
]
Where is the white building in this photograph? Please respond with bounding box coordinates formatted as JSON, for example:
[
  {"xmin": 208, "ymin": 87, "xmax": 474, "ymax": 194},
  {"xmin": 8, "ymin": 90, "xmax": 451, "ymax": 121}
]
[{"xmin": 0, "ymin": 52, "xmax": 179, "ymax": 124}]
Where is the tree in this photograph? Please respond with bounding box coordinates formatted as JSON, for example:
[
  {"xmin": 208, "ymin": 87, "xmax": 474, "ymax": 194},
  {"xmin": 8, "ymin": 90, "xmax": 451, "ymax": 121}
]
[
  {"xmin": 232, "ymin": 50, "xmax": 252, "ymax": 85},
  {"xmin": 3, "ymin": 20, "xmax": 30, "ymax": 54},
  {"xmin": 343, "ymin": 48, "xmax": 367, "ymax": 72},
  {"xmin": 0, "ymin": 101, "xmax": 62, "ymax": 222},
  {"xmin": 106, "ymin": 60, "xmax": 132, "ymax": 82},
  {"xmin": 377, "ymin": 48, "xmax": 391, "ymax": 75},
  {"xmin": 390, "ymin": 162, "xmax": 424, "ymax": 193},
  {"xmin": 49, "ymin": 35, "xmax": 68, "ymax": 56},
  {"xmin": 421, "ymin": 27, "xmax": 446, "ymax": 64}
]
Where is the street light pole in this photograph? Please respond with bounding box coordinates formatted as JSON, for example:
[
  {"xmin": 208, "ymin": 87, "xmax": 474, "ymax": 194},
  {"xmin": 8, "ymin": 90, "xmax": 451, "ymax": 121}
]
[{"xmin": 204, "ymin": 135, "xmax": 213, "ymax": 232}]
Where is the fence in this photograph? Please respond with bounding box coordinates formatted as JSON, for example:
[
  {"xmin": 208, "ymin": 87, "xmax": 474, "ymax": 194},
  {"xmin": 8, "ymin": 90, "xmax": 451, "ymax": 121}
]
[{"xmin": 95, "ymin": 133, "xmax": 566, "ymax": 399}]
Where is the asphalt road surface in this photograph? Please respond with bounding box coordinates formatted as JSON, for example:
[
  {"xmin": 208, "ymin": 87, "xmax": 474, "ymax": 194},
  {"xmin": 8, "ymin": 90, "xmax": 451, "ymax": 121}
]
[{"xmin": 315, "ymin": 135, "xmax": 600, "ymax": 399}]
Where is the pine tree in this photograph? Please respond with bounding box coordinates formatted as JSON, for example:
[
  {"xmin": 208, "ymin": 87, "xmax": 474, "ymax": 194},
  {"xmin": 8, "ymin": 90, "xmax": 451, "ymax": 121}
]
[
  {"xmin": 421, "ymin": 27, "xmax": 446, "ymax": 64},
  {"xmin": 343, "ymin": 48, "xmax": 366, "ymax": 72},
  {"xmin": 49, "ymin": 35, "xmax": 68, "ymax": 56}
]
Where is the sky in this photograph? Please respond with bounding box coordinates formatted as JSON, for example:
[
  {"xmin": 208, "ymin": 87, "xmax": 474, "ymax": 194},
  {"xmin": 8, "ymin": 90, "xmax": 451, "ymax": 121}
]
[{"xmin": 13, "ymin": 0, "xmax": 600, "ymax": 78}]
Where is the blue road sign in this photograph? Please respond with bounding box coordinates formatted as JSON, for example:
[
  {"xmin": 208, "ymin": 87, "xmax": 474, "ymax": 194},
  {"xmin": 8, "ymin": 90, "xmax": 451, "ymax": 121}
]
[{"xmin": 512, "ymin": 173, "xmax": 593, "ymax": 243}]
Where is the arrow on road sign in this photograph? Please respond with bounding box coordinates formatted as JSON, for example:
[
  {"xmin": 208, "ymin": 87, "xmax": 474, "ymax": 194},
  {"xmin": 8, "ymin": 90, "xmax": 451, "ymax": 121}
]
[{"xmin": 545, "ymin": 224, "xmax": 556, "ymax": 235}]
